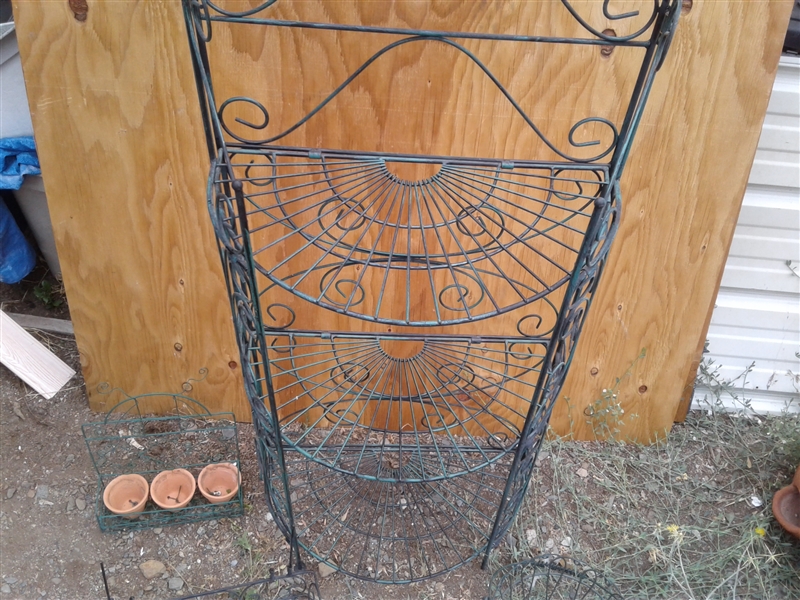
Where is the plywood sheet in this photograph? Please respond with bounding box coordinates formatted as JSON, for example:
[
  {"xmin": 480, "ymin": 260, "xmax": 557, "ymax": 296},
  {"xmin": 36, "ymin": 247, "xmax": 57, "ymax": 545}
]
[{"xmin": 12, "ymin": 0, "xmax": 793, "ymax": 440}]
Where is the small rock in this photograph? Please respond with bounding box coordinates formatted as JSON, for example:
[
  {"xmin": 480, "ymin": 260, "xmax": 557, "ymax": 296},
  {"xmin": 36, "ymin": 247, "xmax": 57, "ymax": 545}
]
[
  {"xmin": 153, "ymin": 528, "xmax": 163, "ymax": 535},
  {"xmin": 196, "ymin": 526, "xmax": 205, "ymax": 536},
  {"xmin": 3, "ymin": 577, "xmax": 17, "ymax": 585},
  {"xmin": 318, "ymin": 562, "xmax": 337, "ymax": 578},
  {"xmin": 66, "ymin": 498, "xmax": 75, "ymax": 512},
  {"xmin": 576, "ymin": 468, "xmax": 589, "ymax": 478},
  {"xmin": 167, "ymin": 578, "xmax": 184, "ymax": 591},
  {"xmin": 222, "ymin": 429, "xmax": 235, "ymax": 440},
  {"xmin": 265, "ymin": 513, "xmax": 273, "ymax": 522},
  {"xmin": 580, "ymin": 522, "xmax": 594, "ymax": 532},
  {"xmin": 144, "ymin": 586, "xmax": 153, "ymax": 592},
  {"xmin": 38, "ymin": 500, "xmax": 54, "ymax": 506},
  {"xmin": 561, "ymin": 536, "xmax": 572, "ymax": 547},
  {"xmin": 26, "ymin": 490, "xmax": 35, "ymax": 499},
  {"xmin": 0, "ymin": 585, "xmax": 10, "ymax": 594},
  {"xmin": 65, "ymin": 454, "xmax": 75, "ymax": 464},
  {"xmin": 75, "ymin": 498, "xmax": 86, "ymax": 511},
  {"xmin": 139, "ymin": 560, "xmax": 166, "ymax": 580},
  {"xmin": 545, "ymin": 538, "xmax": 555, "ymax": 549},
  {"xmin": 525, "ymin": 529, "xmax": 537, "ymax": 545},
  {"xmin": 230, "ymin": 560, "xmax": 238, "ymax": 568},
  {"xmin": 6, "ymin": 488, "xmax": 15, "ymax": 500},
  {"xmin": 51, "ymin": 578, "xmax": 60, "ymax": 585},
  {"xmin": 35, "ymin": 485, "xmax": 48, "ymax": 500}
]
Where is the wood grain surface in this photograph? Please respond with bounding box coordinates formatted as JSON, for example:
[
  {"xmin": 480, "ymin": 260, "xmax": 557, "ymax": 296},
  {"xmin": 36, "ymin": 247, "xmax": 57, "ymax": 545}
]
[{"xmin": 12, "ymin": 1, "xmax": 793, "ymax": 440}]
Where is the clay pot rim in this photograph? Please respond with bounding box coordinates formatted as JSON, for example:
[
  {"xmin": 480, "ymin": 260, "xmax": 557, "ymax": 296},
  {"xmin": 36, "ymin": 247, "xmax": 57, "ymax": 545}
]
[
  {"xmin": 150, "ymin": 468, "xmax": 196, "ymax": 510},
  {"xmin": 197, "ymin": 462, "xmax": 240, "ymax": 503},
  {"xmin": 102, "ymin": 473, "xmax": 149, "ymax": 516},
  {"xmin": 772, "ymin": 484, "xmax": 800, "ymax": 538}
]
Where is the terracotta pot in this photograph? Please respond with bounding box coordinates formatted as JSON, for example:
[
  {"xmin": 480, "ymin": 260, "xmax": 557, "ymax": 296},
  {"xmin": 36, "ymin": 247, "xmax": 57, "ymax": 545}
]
[
  {"xmin": 102, "ymin": 474, "xmax": 149, "ymax": 518},
  {"xmin": 773, "ymin": 465, "xmax": 800, "ymax": 539},
  {"xmin": 150, "ymin": 469, "xmax": 196, "ymax": 511},
  {"xmin": 198, "ymin": 463, "xmax": 240, "ymax": 504}
]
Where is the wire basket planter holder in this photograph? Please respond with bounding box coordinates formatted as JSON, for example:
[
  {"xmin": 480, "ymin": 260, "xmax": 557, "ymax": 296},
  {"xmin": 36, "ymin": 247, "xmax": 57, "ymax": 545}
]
[
  {"xmin": 171, "ymin": 568, "xmax": 321, "ymax": 600},
  {"xmin": 82, "ymin": 388, "xmax": 245, "ymax": 532},
  {"xmin": 100, "ymin": 563, "xmax": 320, "ymax": 600},
  {"xmin": 183, "ymin": 0, "xmax": 680, "ymax": 584}
]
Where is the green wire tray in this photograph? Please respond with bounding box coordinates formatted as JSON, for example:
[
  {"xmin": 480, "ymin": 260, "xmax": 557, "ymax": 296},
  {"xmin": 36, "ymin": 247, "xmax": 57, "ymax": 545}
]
[{"xmin": 82, "ymin": 393, "xmax": 245, "ymax": 532}]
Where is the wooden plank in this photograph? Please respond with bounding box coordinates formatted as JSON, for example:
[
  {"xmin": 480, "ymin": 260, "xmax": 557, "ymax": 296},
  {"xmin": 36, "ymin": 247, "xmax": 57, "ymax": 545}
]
[
  {"xmin": 6, "ymin": 313, "xmax": 74, "ymax": 335},
  {"xmin": 12, "ymin": 1, "xmax": 794, "ymax": 440},
  {"xmin": 0, "ymin": 310, "xmax": 76, "ymax": 399}
]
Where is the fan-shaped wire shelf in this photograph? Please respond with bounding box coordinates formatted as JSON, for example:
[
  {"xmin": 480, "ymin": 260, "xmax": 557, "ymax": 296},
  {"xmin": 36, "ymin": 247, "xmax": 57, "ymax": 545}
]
[
  {"xmin": 274, "ymin": 445, "xmax": 514, "ymax": 583},
  {"xmin": 212, "ymin": 151, "xmax": 607, "ymax": 326},
  {"xmin": 260, "ymin": 332, "xmax": 545, "ymax": 480}
]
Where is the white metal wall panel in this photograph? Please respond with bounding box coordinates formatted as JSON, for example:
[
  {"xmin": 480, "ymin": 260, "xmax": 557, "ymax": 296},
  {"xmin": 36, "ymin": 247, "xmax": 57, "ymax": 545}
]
[{"xmin": 693, "ymin": 56, "xmax": 800, "ymax": 414}]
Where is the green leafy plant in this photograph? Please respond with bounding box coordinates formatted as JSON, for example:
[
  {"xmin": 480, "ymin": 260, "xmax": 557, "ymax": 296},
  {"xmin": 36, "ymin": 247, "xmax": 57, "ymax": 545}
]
[{"xmin": 33, "ymin": 280, "xmax": 64, "ymax": 310}]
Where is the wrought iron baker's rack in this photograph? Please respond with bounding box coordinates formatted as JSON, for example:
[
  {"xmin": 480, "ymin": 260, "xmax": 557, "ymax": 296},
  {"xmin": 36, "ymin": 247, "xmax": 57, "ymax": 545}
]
[{"xmin": 183, "ymin": 0, "xmax": 680, "ymax": 584}]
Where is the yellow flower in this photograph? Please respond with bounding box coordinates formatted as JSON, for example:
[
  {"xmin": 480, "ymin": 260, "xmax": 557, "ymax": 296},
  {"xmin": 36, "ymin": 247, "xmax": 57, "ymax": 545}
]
[
  {"xmin": 755, "ymin": 527, "xmax": 766, "ymax": 537},
  {"xmin": 666, "ymin": 524, "xmax": 680, "ymax": 534}
]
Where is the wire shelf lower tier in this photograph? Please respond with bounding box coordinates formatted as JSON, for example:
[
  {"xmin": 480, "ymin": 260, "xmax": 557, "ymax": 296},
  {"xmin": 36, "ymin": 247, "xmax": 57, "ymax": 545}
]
[
  {"xmin": 212, "ymin": 149, "xmax": 608, "ymax": 327},
  {"xmin": 259, "ymin": 331, "xmax": 544, "ymax": 480},
  {"xmin": 276, "ymin": 446, "xmax": 513, "ymax": 584}
]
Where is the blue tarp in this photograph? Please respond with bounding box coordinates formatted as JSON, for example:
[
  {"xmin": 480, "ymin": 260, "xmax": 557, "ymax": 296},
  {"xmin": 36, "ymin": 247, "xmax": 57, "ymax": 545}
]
[
  {"xmin": 0, "ymin": 198, "xmax": 36, "ymax": 283},
  {"xmin": 0, "ymin": 136, "xmax": 41, "ymax": 190},
  {"xmin": 0, "ymin": 136, "xmax": 39, "ymax": 282}
]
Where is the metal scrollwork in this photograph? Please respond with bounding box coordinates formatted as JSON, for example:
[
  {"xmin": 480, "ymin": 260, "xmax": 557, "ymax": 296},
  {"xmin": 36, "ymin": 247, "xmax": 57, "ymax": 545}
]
[
  {"xmin": 213, "ymin": 35, "xmax": 620, "ymax": 162},
  {"xmin": 319, "ymin": 266, "xmax": 367, "ymax": 308},
  {"xmin": 560, "ymin": 0, "xmax": 660, "ymax": 42},
  {"xmin": 438, "ymin": 278, "xmax": 485, "ymax": 313},
  {"xmin": 188, "ymin": 0, "xmax": 212, "ymax": 43},
  {"xmin": 205, "ymin": 0, "xmax": 278, "ymax": 18},
  {"xmin": 265, "ymin": 303, "xmax": 296, "ymax": 330},
  {"xmin": 218, "ymin": 97, "xmax": 271, "ymax": 145}
]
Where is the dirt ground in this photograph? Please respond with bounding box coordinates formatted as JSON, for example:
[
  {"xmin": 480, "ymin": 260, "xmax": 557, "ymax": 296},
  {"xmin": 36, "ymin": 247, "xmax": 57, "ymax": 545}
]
[{"xmin": 2, "ymin": 269, "xmax": 799, "ymax": 600}]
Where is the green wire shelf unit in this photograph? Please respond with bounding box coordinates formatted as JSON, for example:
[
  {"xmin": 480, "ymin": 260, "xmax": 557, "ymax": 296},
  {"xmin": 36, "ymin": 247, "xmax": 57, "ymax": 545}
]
[{"xmin": 183, "ymin": 0, "xmax": 680, "ymax": 583}]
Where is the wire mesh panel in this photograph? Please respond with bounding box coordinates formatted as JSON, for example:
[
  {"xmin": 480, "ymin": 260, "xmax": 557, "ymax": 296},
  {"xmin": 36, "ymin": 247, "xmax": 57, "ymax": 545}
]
[{"xmin": 183, "ymin": 0, "xmax": 680, "ymax": 583}]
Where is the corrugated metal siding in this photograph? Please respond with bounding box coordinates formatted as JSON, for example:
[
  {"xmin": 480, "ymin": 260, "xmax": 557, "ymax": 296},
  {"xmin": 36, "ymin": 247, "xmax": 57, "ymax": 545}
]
[{"xmin": 693, "ymin": 56, "xmax": 800, "ymax": 414}]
